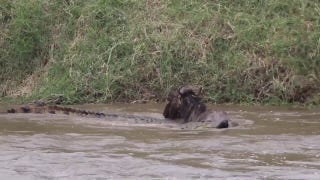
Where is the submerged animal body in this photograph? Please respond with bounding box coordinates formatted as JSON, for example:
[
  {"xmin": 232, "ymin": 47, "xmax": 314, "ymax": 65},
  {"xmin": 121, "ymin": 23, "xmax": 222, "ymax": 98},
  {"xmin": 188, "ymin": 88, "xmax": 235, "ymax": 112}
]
[
  {"xmin": 163, "ymin": 86, "xmax": 232, "ymax": 129},
  {"xmin": 4, "ymin": 103, "xmax": 163, "ymax": 123},
  {"xmin": 7, "ymin": 104, "xmax": 107, "ymax": 117}
]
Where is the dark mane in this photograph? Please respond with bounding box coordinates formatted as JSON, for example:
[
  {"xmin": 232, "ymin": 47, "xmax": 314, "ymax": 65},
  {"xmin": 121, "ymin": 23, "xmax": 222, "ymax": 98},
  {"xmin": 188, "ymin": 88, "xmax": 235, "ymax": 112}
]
[{"xmin": 180, "ymin": 94, "xmax": 206, "ymax": 123}]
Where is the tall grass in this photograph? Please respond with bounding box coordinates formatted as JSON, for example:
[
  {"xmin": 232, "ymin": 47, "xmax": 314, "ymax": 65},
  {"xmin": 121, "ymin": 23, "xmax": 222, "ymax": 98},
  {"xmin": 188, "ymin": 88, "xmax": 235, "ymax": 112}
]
[{"xmin": 1, "ymin": 0, "xmax": 319, "ymax": 104}]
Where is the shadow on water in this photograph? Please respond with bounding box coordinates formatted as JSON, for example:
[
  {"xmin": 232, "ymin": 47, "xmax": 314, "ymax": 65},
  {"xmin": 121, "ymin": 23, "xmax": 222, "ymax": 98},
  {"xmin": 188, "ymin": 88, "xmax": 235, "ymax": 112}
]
[{"xmin": 0, "ymin": 103, "xmax": 319, "ymax": 179}]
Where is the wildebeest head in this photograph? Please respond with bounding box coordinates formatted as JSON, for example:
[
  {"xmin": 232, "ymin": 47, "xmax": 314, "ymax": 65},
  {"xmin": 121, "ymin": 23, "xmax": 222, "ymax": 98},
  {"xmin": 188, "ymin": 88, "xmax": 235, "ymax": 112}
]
[{"xmin": 163, "ymin": 89, "xmax": 182, "ymax": 120}]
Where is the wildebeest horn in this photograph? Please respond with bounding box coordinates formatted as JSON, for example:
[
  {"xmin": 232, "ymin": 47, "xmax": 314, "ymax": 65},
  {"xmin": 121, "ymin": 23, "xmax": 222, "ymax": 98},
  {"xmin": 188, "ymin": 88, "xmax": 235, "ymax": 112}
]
[{"xmin": 179, "ymin": 85, "xmax": 197, "ymax": 96}]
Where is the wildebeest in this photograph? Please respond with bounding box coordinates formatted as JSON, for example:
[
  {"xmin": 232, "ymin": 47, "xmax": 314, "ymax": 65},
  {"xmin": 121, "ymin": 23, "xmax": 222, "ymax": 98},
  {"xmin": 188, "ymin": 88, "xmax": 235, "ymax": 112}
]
[{"xmin": 163, "ymin": 86, "xmax": 230, "ymax": 129}]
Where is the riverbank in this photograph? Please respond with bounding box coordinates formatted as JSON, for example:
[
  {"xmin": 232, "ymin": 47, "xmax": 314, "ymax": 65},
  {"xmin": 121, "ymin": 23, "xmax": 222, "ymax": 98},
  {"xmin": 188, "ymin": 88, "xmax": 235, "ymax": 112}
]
[{"xmin": 1, "ymin": 0, "xmax": 319, "ymax": 105}]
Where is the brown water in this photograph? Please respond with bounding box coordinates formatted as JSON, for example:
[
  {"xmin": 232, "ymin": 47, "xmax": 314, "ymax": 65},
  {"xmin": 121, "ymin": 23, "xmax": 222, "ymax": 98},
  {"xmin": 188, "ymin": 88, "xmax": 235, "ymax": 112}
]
[{"xmin": 0, "ymin": 103, "xmax": 319, "ymax": 179}]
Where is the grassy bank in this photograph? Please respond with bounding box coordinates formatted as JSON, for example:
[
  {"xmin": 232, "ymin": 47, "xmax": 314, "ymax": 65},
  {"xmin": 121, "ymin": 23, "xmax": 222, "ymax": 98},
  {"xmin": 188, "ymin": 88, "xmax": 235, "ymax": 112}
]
[{"xmin": 1, "ymin": 0, "xmax": 320, "ymax": 104}]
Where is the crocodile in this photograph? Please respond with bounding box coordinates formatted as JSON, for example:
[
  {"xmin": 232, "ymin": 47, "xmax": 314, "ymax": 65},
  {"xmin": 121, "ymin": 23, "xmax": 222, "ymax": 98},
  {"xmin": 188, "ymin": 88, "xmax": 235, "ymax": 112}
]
[
  {"xmin": 4, "ymin": 102, "xmax": 164, "ymax": 124},
  {"xmin": 1, "ymin": 102, "xmax": 190, "ymax": 129},
  {"xmin": 1, "ymin": 86, "xmax": 236, "ymax": 129}
]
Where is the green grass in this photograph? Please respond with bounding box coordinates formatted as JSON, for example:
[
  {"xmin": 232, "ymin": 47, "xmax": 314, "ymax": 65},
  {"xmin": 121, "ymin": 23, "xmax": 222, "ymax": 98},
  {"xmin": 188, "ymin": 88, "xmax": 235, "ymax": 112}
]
[{"xmin": 1, "ymin": 0, "xmax": 320, "ymax": 105}]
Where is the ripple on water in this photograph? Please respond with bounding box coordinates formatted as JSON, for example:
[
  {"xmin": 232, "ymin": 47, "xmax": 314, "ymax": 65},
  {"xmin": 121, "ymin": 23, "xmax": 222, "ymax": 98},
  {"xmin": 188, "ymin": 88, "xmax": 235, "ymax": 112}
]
[{"xmin": 0, "ymin": 104, "xmax": 319, "ymax": 179}]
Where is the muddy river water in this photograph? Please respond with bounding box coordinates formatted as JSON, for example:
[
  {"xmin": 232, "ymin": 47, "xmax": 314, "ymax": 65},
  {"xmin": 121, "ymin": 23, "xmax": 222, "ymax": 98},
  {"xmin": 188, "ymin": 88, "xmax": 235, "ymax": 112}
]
[{"xmin": 0, "ymin": 103, "xmax": 319, "ymax": 179}]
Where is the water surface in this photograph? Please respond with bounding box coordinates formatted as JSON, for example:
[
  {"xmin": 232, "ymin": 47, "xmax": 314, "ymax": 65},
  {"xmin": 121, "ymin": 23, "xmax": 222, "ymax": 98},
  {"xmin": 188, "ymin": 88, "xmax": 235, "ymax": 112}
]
[{"xmin": 0, "ymin": 103, "xmax": 319, "ymax": 179}]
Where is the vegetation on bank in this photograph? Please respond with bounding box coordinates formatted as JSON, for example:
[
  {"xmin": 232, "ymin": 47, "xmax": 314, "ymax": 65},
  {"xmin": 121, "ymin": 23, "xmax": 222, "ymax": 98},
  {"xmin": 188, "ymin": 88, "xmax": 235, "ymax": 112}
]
[{"xmin": 1, "ymin": 0, "xmax": 319, "ymax": 105}]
